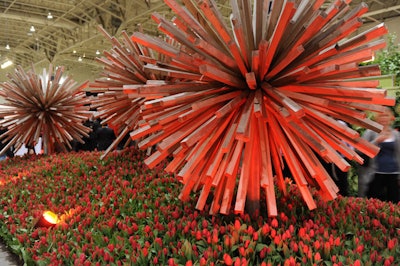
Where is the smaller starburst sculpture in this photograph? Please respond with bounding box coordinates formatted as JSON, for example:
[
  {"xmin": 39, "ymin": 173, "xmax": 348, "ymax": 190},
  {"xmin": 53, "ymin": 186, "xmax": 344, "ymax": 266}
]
[
  {"xmin": 0, "ymin": 64, "xmax": 93, "ymax": 155},
  {"xmin": 89, "ymin": 26, "xmax": 175, "ymax": 159}
]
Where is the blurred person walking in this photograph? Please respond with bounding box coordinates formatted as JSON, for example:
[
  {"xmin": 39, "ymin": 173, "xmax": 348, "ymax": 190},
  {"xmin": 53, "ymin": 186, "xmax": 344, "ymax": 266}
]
[{"xmin": 358, "ymin": 107, "xmax": 400, "ymax": 203}]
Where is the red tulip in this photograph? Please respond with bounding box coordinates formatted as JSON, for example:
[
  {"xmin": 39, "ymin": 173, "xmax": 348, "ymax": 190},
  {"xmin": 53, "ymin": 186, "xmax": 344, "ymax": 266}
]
[{"xmin": 223, "ymin": 253, "xmax": 233, "ymax": 265}]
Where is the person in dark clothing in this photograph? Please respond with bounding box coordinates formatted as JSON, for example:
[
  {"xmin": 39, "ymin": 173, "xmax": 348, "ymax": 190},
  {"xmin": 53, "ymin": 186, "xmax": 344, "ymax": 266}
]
[
  {"xmin": 72, "ymin": 118, "xmax": 101, "ymax": 152},
  {"xmin": 95, "ymin": 124, "xmax": 116, "ymax": 151},
  {"xmin": 359, "ymin": 108, "xmax": 400, "ymax": 203},
  {"xmin": 0, "ymin": 128, "xmax": 14, "ymax": 159}
]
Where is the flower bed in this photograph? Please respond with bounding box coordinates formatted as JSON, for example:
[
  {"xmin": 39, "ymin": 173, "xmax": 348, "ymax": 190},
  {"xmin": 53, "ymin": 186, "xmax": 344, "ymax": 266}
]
[{"xmin": 0, "ymin": 147, "xmax": 398, "ymax": 265}]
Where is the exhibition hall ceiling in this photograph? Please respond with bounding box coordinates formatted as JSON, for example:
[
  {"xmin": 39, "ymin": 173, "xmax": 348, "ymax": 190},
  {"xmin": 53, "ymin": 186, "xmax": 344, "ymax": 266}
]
[{"xmin": 0, "ymin": 0, "xmax": 399, "ymax": 74}]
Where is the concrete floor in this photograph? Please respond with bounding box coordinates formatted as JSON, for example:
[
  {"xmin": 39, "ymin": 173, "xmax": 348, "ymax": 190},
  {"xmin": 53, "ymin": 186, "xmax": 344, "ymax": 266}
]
[{"xmin": 0, "ymin": 240, "xmax": 23, "ymax": 266}]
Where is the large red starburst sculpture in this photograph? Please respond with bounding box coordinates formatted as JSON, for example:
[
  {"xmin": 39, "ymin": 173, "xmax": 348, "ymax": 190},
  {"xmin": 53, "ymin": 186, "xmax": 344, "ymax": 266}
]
[
  {"xmin": 102, "ymin": 0, "xmax": 393, "ymax": 216},
  {"xmin": 0, "ymin": 65, "xmax": 93, "ymax": 155}
]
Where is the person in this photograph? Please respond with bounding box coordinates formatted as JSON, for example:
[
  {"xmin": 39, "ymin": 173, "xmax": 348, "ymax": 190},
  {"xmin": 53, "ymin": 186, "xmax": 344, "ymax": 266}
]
[
  {"xmin": 358, "ymin": 107, "xmax": 400, "ymax": 203},
  {"xmin": 95, "ymin": 123, "xmax": 116, "ymax": 151},
  {"xmin": 0, "ymin": 128, "xmax": 14, "ymax": 160}
]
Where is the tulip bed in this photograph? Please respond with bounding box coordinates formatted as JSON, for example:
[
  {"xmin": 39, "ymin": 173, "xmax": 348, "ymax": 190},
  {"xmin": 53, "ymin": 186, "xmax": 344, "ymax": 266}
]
[{"xmin": 0, "ymin": 147, "xmax": 398, "ymax": 265}]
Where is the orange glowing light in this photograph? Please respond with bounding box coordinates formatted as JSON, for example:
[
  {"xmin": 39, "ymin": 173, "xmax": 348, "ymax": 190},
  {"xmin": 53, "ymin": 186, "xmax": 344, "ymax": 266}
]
[{"xmin": 35, "ymin": 211, "xmax": 59, "ymax": 228}]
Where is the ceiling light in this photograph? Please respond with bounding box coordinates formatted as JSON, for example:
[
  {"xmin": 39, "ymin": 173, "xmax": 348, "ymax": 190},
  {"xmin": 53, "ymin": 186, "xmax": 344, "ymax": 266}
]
[
  {"xmin": 47, "ymin": 12, "xmax": 53, "ymax": 19},
  {"xmin": 96, "ymin": 50, "xmax": 100, "ymax": 55},
  {"xmin": 78, "ymin": 56, "xmax": 82, "ymax": 62},
  {"xmin": 1, "ymin": 60, "xmax": 13, "ymax": 69},
  {"xmin": 30, "ymin": 26, "xmax": 36, "ymax": 32},
  {"xmin": 5, "ymin": 44, "xmax": 10, "ymax": 50},
  {"xmin": 73, "ymin": 50, "xmax": 76, "ymax": 54}
]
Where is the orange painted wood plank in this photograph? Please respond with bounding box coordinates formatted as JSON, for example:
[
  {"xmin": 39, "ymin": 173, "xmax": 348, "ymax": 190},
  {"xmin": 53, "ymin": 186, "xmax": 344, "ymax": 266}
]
[
  {"xmin": 234, "ymin": 127, "xmax": 254, "ymax": 214},
  {"xmin": 266, "ymin": 45, "xmax": 304, "ymax": 79},
  {"xmin": 193, "ymin": 37, "xmax": 238, "ymax": 71},
  {"xmin": 129, "ymin": 123, "xmax": 162, "ymax": 140},
  {"xmin": 261, "ymin": 0, "xmax": 295, "ymax": 78},
  {"xmin": 276, "ymin": 151, "xmax": 318, "ymax": 209},
  {"xmin": 306, "ymin": 64, "xmax": 382, "ymax": 82},
  {"xmin": 124, "ymin": 82, "xmax": 216, "ymax": 95},
  {"xmin": 179, "ymin": 153, "xmax": 207, "ymax": 200},
  {"xmin": 173, "ymin": 0, "xmax": 224, "ymax": 48},
  {"xmin": 199, "ymin": 64, "xmax": 247, "ymax": 88},
  {"xmin": 143, "ymin": 87, "xmax": 224, "ymax": 110},
  {"xmin": 245, "ymin": 72, "xmax": 257, "ymax": 90},
  {"xmin": 231, "ymin": 15, "xmax": 249, "ymax": 67},
  {"xmin": 236, "ymin": 0, "xmax": 255, "ymax": 53},
  {"xmin": 265, "ymin": 0, "xmax": 285, "ymax": 40},
  {"xmin": 278, "ymin": 90, "xmax": 329, "ymax": 106},
  {"xmin": 145, "ymin": 143, "xmax": 179, "ymax": 169},
  {"xmin": 306, "ymin": 119, "xmax": 362, "ymax": 163},
  {"xmin": 252, "ymin": 0, "xmax": 265, "ymax": 47},
  {"xmin": 302, "ymin": 105, "xmax": 361, "ymax": 138},
  {"xmin": 156, "ymin": 15, "xmax": 241, "ymax": 77},
  {"xmin": 267, "ymin": 112, "xmax": 317, "ymax": 209},
  {"xmin": 196, "ymin": 176, "xmax": 213, "ymax": 211},
  {"xmin": 280, "ymin": 84, "xmax": 387, "ymax": 98},
  {"xmin": 266, "ymin": 99, "xmax": 330, "ymax": 159},
  {"xmin": 209, "ymin": 174, "xmax": 227, "ymax": 215},
  {"xmin": 253, "ymin": 89, "xmax": 264, "ymax": 118},
  {"xmin": 258, "ymin": 40, "xmax": 269, "ymax": 81},
  {"xmin": 131, "ymin": 32, "xmax": 179, "ymax": 58},
  {"xmin": 209, "ymin": 143, "xmax": 239, "ymax": 213},
  {"xmin": 177, "ymin": 105, "xmax": 220, "ymax": 123},
  {"xmin": 136, "ymin": 121, "xmax": 186, "ymax": 150},
  {"xmin": 157, "ymin": 107, "xmax": 217, "ymax": 152},
  {"xmin": 182, "ymin": 109, "xmax": 235, "ymax": 150},
  {"xmin": 225, "ymin": 139, "xmax": 244, "ymax": 179},
  {"xmin": 236, "ymin": 92, "xmax": 255, "ymax": 141},
  {"xmin": 251, "ymin": 50, "xmax": 260, "ymax": 79},
  {"xmin": 322, "ymin": 95, "xmax": 395, "ymax": 106},
  {"xmin": 311, "ymin": 49, "xmax": 373, "ymax": 71},
  {"xmin": 165, "ymin": 146, "xmax": 188, "ymax": 173},
  {"xmin": 282, "ymin": 12, "xmax": 326, "ymax": 58},
  {"xmin": 257, "ymin": 116, "xmax": 272, "ymax": 188},
  {"xmin": 237, "ymin": 115, "xmax": 261, "ymax": 214},
  {"xmin": 310, "ymin": 79, "xmax": 380, "ymax": 88},
  {"xmin": 191, "ymin": 90, "xmax": 242, "ymax": 111},
  {"xmin": 215, "ymin": 93, "xmax": 247, "ymax": 118},
  {"xmin": 220, "ymin": 174, "xmax": 237, "ymax": 215},
  {"xmin": 144, "ymin": 64, "xmax": 204, "ymax": 81},
  {"xmin": 267, "ymin": 123, "xmax": 287, "ymax": 196},
  {"xmin": 337, "ymin": 23, "xmax": 388, "ymax": 52},
  {"xmin": 196, "ymin": 0, "xmax": 248, "ymax": 76},
  {"xmin": 264, "ymin": 87, "xmax": 305, "ymax": 117}
]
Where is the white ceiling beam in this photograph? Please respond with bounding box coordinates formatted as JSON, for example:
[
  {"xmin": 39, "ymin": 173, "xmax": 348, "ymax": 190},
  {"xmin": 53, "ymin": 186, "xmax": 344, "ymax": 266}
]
[
  {"xmin": 0, "ymin": 12, "xmax": 77, "ymax": 30},
  {"xmin": 362, "ymin": 5, "xmax": 400, "ymax": 17}
]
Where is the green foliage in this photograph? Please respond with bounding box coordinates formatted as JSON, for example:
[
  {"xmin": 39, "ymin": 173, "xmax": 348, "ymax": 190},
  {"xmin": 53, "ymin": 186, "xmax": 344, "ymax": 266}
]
[{"xmin": 371, "ymin": 34, "xmax": 400, "ymax": 86}]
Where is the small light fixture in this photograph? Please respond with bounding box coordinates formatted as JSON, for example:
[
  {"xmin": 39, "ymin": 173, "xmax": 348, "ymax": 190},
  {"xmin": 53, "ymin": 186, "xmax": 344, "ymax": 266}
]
[
  {"xmin": 78, "ymin": 56, "xmax": 82, "ymax": 62},
  {"xmin": 30, "ymin": 25, "xmax": 36, "ymax": 32},
  {"xmin": 35, "ymin": 211, "xmax": 59, "ymax": 228},
  {"xmin": 96, "ymin": 50, "xmax": 100, "ymax": 55},
  {"xmin": 47, "ymin": 12, "xmax": 53, "ymax": 19},
  {"xmin": 5, "ymin": 44, "xmax": 10, "ymax": 50},
  {"xmin": 1, "ymin": 60, "xmax": 13, "ymax": 69},
  {"xmin": 83, "ymin": 53, "xmax": 86, "ymax": 58},
  {"xmin": 72, "ymin": 50, "xmax": 76, "ymax": 54}
]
